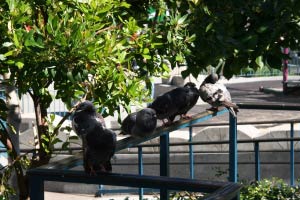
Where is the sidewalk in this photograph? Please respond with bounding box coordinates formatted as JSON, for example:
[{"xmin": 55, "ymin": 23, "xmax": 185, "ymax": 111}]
[{"xmin": 45, "ymin": 191, "xmax": 158, "ymax": 200}]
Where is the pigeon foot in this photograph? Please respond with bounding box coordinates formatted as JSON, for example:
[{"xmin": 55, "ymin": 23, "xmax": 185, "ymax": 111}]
[{"xmin": 181, "ymin": 114, "xmax": 192, "ymax": 120}]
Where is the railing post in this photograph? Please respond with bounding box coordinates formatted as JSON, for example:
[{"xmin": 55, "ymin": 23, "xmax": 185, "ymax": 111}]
[
  {"xmin": 138, "ymin": 146, "xmax": 144, "ymax": 200},
  {"xmin": 189, "ymin": 126, "xmax": 194, "ymax": 179},
  {"xmin": 160, "ymin": 133, "xmax": 170, "ymax": 199},
  {"xmin": 290, "ymin": 122, "xmax": 295, "ymax": 186},
  {"xmin": 29, "ymin": 175, "xmax": 44, "ymax": 200},
  {"xmin": 254, "ymin": 141, "xmax": 260, "ymax": 181},
  {"xmin": 229, "ymin": 112, "xmax": 238, "ymax": 183}
]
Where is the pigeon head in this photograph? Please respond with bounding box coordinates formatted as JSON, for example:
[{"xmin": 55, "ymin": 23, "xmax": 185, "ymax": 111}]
[
  {"xmin": 202, "ymin": 73, "xmax": 220, "ymax": 85},
  {"xmin": 136, "ymin": 108, "xmax": 157, "ymax": 123},
  {"xmin": 75, "ymin": 101, "xmax": 96, "ymax": 114}
]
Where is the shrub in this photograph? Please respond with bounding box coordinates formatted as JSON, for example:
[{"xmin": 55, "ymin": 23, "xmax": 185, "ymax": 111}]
[{"xmin": 240, "ymin": 178, "xmax": 300, "ymax": 200}]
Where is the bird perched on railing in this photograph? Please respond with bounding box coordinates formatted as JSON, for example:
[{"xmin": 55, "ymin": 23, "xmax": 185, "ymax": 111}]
[
  {"xmin": 72, "ymin": 101, "xmax": 116, "ymax": 175},
  {"xmin": 120, "ymin": 108, "xmax": 157, "ymax": 138},
  {"xmin": 199, "ymin": 73, "xmax": 239, "ymax": 117},
  {"xmin": 148, "ymin": 82, "xmax": 199, "ymax": 125}
]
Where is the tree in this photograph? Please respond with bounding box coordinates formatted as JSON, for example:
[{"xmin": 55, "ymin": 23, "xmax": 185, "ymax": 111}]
[
  {"xmin": 175, "ymin": 0, "xmax": 300, "ymax": 78},
  {"xmin": 0, "ymin": 0, "xmax": 191, "ymax": 198},
  {"xmin": 1, "ymin": 0, "xmax": 299, "ymax": 199}
]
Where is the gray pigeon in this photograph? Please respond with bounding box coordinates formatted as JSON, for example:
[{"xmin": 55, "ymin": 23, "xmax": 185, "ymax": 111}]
[
  {"xmin": 120, "ymin": 108, "xmax": 157, "ymax": 138},
  {"xmin": 199, "ymin": 75, "xmax": 239, "ymax": 117},
  {"xmin": 72, "ymin": 101, "xmax": 116, "ymax": 175},
  {"xmin": 148, "ymin": 82, "xmax": 199, "ymax": 125}
]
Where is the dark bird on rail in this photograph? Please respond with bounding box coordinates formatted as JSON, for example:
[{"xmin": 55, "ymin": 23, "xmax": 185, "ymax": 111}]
[
  {"xmin": 120, "ymin": 108, "xmax": 157, "ymax": 138},
  {"xmin": 199, "ymin": 74, "xmax": 239, "ymax": 117},
  {"xmin": 72, "ymin": 101, "xmax": 116, "ymax": 175},
  {"xmin": 83, "ymin": 123, "xmax": 116, "ymax": 174},
  {"xmin": 148, "ymin": 82, "xmax": 199, "ymax": 125},
  {"xmin": 72, "ymin": 100, "xmax": 106, "ymax": 137},
  {"xmin": 168, "ymin": 82, "xmax": 200, "ymax": 121}
]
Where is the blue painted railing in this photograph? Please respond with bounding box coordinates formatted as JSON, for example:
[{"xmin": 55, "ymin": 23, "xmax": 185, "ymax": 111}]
[
  {"xmin": 26, "ymin": 104, "xmax": 300, "ymax": 199},
  {"xmin": 27, "ymin": 109, "xmax": 242, "ymax": 200},
  {"xmin": 95, "ymin": 104, "xmax": 300, "ymax": 196}
]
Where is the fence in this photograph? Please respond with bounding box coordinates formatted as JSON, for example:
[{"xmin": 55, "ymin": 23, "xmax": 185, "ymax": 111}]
[
  {"xmin": 18, "ymin": 104, "xmax": 300, "ymax": 199},
  {"xmin": 27, "ymin": 109, "xmax": 242, "ymax": 200}
]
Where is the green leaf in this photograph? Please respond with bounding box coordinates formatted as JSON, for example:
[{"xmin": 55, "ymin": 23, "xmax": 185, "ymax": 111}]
[
  {"xmin": 0, "ymin": 54, "xmax": 6, "ymax": 61},
  {"xmin": 255, "ymin": 56, "xmax": 264, "ymax": 68},
  {"xmin": 13, "ymin": 32, "xmax": 20, "ymax": 48},
  {"xmin": 143, "ymin": 48, "xmax": 149, "ymax": 54},
  {"xmin": 178, "ymin": 14, "xmax": 188, "ymax": 25},
  {"xmin": 67, "ymin": 71, "xmax": 75, "ymax": 83},
  {"xmin": 205, "ymin": 23, "xmax": 213, "ymax": 32},
  {"xmin": 15, "ymin": 61, "xmax": 24, "ymax": 69}
]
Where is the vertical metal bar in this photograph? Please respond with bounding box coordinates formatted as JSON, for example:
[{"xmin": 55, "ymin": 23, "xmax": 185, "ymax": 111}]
[
  {"xmin": 160, "ymin": 133, "xmax": 170, "ymax": 199},
  {"xmin": 229, "ymin": 112, "xmax": 238, "ymax": 183},
  {"xmin": 189, "ymin": 126, "xmax": 194, "ymax": 179},
  {"xmin": 254, "ymin": 141, "xmax": 260, "ymax": 181},
  {"xmin": 138, "ymin": 146, "xmax": 144, "ymax": 200},
  {"xmin": 29, "ymin": 175, "xmax": 44, "ymax": 200},
  {"xmin": 290, "ymin": 122, "xmax": 295, "ymax": 186}
]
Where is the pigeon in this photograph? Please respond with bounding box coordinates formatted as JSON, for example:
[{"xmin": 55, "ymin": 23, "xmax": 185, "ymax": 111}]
[
  {"xmin": 120, "ymin": 108, "xmax": 157, "ymax": 138},
  {"xmin": 199, "ymin": 74, "xmax": 239, "ymax": 117},
  {"xmin": 148, "ymin": 82, "xmax": 199, "ymax": 125},
  {"xmin": 168, "ymin": 82, "xmax": 200, "ymax": 121},
  {"xmin": 83, "ymin": 124, "xmax": 116, "ymax": 174},
  {"xmin": 72, "ymin": 101, "xmax": 116, "ymax": 175},
  {"xmin": 72, "ymin": 100, "xmax": 106, "ymax": 137}
]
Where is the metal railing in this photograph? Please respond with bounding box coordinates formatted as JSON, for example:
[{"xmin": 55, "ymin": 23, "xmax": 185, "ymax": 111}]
[
  {"xmin": 24, "ymin": 103, "xmax": 300, "ymax": 199},
  {"xmin": 27, "ymin": 109, "xmax": 242, "ymax": 200}
]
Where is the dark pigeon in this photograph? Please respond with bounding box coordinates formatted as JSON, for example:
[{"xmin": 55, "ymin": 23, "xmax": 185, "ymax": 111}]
[
  {"xmin": 72, "ymin": 100, "xmax": 106, "ymax": 137},
  {"xmin": 199, "ymin": 74, "xmax": 239, "ymax": 117},
  {"xmin": 148, "ymin": 82, "xmax": 199, "ymax": 125},
  {"xmin": 72, "ymin": 101, "xmax": 116, "ymax": 175},
  {"xmin": 120, "ymin": 108, "xmax": 157, "ymax": 138},
  {"xmin": 83, "ymin": 124, "xmax": 116, "ymax": 174},
  {"xmin": 168, "ymin": 82, "xmax": 200, "ymax": 121}
]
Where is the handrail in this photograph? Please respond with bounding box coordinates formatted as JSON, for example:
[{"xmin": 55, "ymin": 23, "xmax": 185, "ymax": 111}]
[
  {"xmin": 116, "ymin": 109, "xmax": 228, "ymax": 151},
  {"xmin": 237, "ymin": 102, "xmax": 300, "ymax": 110},
  {"xmin": 27, "ymin": 108, "xmax": 243, "ymax": 200},
  {"xmin": 27, "ymin": 169, "xmax": 241, "ymax": 200},
  {"xmin": 38, "ymin": 109, "xmax": 229, "ymax": 170}
]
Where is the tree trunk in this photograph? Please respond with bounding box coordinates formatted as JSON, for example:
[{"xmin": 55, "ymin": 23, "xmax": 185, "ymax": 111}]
[{"xmin": 30, "ymin": 95, "xmax": 51, "ymax": 167}]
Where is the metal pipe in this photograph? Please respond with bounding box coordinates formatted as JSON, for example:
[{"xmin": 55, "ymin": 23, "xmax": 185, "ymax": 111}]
[
  {"xmin": 189, "ymin": 126, "xmax": 194, "ymax": 179},
  {"xmin": 138, "ymin": 146, "xmax": 144, "ymax": 199},
  {"xmin": 236, "ymin": 103, "xmax": 300, "ymax": 111},
  {"xmin": 229, "ymin": 112, "xmax": 238, "ymax": 183},
  {"xmin": 160, "ymin": 133, "xmax": 170, "ymax": 199},
  {"xmin": 254, "ymin": 142, "xmax": 260, "ymax": 181},
  {"xmin": 290, "ymin": 122, "xmax": 295, "ymax": 186}
]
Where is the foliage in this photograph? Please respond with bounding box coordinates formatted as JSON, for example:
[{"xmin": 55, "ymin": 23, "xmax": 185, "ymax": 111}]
[
  {"xmin": 170, "ymin": 0, "xmax": 300, "ymax": 79},
  {"xmin": 240, "ymin": 178, "xmax": 300, "ymax": 200},
  {"xmin": 0, "ymin": 119, "xmax": 30, "ymax": 199},
  {"xmin": 0, "ymin": 1, "xmax": 193, "ymax": 197}
]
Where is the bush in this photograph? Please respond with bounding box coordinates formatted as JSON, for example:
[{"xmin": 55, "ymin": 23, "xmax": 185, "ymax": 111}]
[{"xmin": 240, "ymin": 178, "xmax": 300, "ymax": 200}]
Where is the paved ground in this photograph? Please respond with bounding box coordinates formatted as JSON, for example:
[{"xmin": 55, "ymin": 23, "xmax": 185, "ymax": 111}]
[{"xmin": 43, "ymin": 76, "xmax": 300, "ymax": 199}]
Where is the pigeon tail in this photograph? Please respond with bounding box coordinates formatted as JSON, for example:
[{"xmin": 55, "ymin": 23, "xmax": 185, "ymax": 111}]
[{"xmin": 222, "ymin": 101, "xmax": 239, "ymax": 117}]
